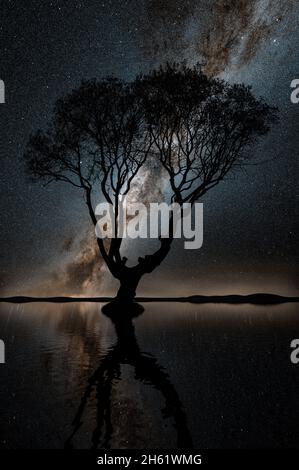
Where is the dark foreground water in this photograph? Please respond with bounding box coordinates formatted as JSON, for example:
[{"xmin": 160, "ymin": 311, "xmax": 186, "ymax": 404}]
[{"xmin": 0, "ymin": 301, "xmax": 298, "ymax": 449}]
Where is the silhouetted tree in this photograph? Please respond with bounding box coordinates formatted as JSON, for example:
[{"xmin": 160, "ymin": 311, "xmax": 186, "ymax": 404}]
[{"xmin": 25, "ymin": 64, "xmax": 277, "ymax": 301}]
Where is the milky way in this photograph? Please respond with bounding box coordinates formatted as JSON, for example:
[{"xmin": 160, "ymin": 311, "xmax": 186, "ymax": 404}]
[
  {"xmin": 0, "ymin": 0, "xmax": 298, "ymax": 296},
  {"xmin": 140, "ymin": 0, "xmax": 296, "ymax": 76}
]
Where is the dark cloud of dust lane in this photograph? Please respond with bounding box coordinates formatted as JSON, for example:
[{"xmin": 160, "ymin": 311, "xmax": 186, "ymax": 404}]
[
  {"xmin": 140, "ymin": 0, "xmax": 295, "ymax": 75},
  {"xmin": 198, "ymin": 0, "xmax": 295, "ymax": 75}
]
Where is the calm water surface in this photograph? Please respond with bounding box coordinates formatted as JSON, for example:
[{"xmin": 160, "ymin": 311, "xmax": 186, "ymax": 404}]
[{"xmin": 0, "ymin": 301, "xmax": 298, "ymax": 449}]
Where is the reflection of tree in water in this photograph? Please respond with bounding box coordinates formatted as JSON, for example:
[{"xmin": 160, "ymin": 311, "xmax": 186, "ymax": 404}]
[{"xmin": 65, "ymin": 303, "xmax": 193, "ymax": 449}]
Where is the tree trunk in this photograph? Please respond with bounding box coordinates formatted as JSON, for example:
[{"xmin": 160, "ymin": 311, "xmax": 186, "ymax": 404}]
[
  {"xmin": 114, "ymin": 237, "xmax": 173, "ymax": 302},
  {"xmin": 116, "ymin": 274, "xmax": 142, "ymax": 302}
]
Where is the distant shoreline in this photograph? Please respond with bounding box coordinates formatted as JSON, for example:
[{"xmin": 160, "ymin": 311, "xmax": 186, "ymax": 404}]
[{"xmin": 0, "ymin": 294, "xmax": 298, "ymax": 305}]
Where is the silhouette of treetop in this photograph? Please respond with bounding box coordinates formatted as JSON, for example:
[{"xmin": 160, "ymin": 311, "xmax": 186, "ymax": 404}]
[{"xmin": 135, "ymin": 64, "xmax": 277, "ymax": 203}]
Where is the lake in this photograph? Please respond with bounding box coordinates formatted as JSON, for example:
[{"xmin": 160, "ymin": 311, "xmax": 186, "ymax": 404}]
[{"xmin": 0, "ymin": 301, "xmax": 298, "ymax": 449}]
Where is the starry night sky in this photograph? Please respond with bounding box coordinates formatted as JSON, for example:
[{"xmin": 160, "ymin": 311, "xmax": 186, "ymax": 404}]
[{"xmin": 0, "ymin": 0, "xmax": 298, "ymax": 296}]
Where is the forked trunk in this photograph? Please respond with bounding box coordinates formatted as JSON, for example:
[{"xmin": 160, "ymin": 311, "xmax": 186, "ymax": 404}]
[
  {"xmin": 116, "ymin": 274, "xmax": 142, "ymax": 302},
  {"xmin": 114, "ymin": 237, "xmax": 173, "ymax": 302}
]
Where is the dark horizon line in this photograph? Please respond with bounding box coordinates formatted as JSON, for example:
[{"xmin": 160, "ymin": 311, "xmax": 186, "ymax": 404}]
[{"xmin": 0, "ymin": 293, "xmax": 298, "ymax": 305}]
